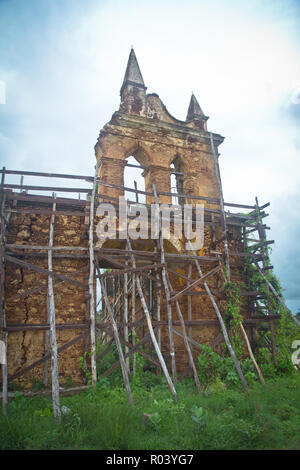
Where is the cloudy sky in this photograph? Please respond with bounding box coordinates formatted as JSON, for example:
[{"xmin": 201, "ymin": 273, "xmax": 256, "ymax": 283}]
[{"xmin": 0, "ymin": 0, "xmax": 300, "ymax": 313}]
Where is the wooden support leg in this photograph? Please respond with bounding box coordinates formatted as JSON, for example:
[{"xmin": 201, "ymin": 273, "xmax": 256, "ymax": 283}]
[
  {"xmin": 210, "ymin": 133, "xmax": 230, "ymax": 280},
  {"xmin": 270, "ymin": 320, "xmax": 278, "ymax": 366},
  {"xmin": 1, "ymin": 184, "xmax": 8, "ymax": 415},
  {"xmin": 123, "ymin": 269, "xmax": 129, "ymax": 373},
  {"xmin": 127, "ymin": 238, "xmax": 178, "ymax": 401},
  {"xmin": 154, "ymin": 258, "xmax": 161, "ymax": 376},
  {"xmin": 88, "ymin": 164, "xmax": 98, "ymax": 387},
  {"xmin": 187, "ymin": 263, "xmax": 193, "ymax": 354},
  {"xmin": 48, "ymin": 194, "xmax": 61, "ymax": 420},
  {"xmin": 2, "ymin": 332, "xmax": 8, "ymax": 416},
  {"xmin": 152, "ymin": 184, "xmax": 176, "ymax": 382},
  {"xmin": 43, "ymin": 297, "xmax": 50, "ymax": 386},
  {"xmin": 100, "ymin": 278, "xmax": 134, "ymax": 405},
  {"xmin": 187, "ymin": 241, "xmax": 249, "ymax": 392},
  {"xmin": 239, "ymin": 322, "xmax": 266, "ymax": 386},
  {"xmin": 167, "ymin": 273, "xmax": 201, "ymax": 392},
  {"xmin": 131, "ymin": 273, "xmax": 136, "ymax": 376}
]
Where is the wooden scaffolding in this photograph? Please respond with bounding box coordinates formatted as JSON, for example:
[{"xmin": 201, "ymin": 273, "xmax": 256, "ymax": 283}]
[{"xmin": 0, "ymin": 164, "xmax": 288, "ymax": 415}]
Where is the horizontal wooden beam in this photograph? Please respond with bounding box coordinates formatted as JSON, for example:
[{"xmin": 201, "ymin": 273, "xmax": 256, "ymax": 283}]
[
  {"xmin": 4, "ymin": 207, "xmax": 85, "ymax": 217},
  {"xmin": 224, "ymin": 202, "xmax": 256, "ymax": 210},
  {"xmin": 3, "ymin": 323, "xmax": 89, "ymax": 332},
  {"xmin": 95, "ymin": 263, "xmax": 165, "ymax": 279},
  {"xmin": 0, "ymin": 168, "xmax": 93, "ymax": 181},
  {"xmin": 3, "ymin": 183, "xmax": 92, "ymax": 193},
  {"xmin": 1, "ymin": 332, "xmax": 89, "ymax": 384},
  {"xmin": 6, "ymin": 266, "xmax": 89, "ymax": 302},
  {"xmin": 4, "ymin": 254, "xmax": 87, "ymax": 288},
  {"xmin": 121, "ymin": 316, "xmax": 280, "ymax": 328},
  {"xmin": 4, "ymin": 191, "xmax": 88, "ymax": 207}
]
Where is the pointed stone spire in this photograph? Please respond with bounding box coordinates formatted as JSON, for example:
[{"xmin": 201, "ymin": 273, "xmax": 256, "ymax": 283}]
[
  {"xmin": 120, "ymin": 48, "xmax": 146, "ymax": 96},
  {"xmin": 186, "ymin": 93, "xmax": 205, "ymax": 121}
]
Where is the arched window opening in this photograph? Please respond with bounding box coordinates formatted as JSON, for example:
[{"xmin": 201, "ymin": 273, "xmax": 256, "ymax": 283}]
[{"xmin": 124, "ymin": 155, "xmax": 146, "ymax": 203}]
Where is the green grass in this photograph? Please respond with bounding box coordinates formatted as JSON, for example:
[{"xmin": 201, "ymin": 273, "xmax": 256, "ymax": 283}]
[{"xmin": 1, "ymin": 373, "xmax": 299, "ymax": 450}]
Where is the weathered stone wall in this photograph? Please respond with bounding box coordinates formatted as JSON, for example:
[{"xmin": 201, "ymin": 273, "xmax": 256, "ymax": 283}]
[{"xmin": 5, "ymin": 199, "xmax": 89, "ymax": 387}]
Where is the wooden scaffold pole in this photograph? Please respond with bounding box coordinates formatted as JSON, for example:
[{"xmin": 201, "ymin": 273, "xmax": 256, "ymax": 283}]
[
  {"xmin": 123, "ymin": 264, "xmax": 130, "ymax": 373},
  {"xmin": 131, "ymin": 272, "xmax": 136, "ymax": 375},
  {"xmin": 1, "ymin": 169, "xmax": 8, "ymax": 416},
  {"xmin": 126, "ymin": 237, "xmax": 178, "ymax": 401},
  {"xmin": 89, "ymin": 164, "xmax": 99, "ymax": 387},
  {"xmin": 209, "ymin": 132, "xmax": 230, "ymax": 280},
  {"xmin": 187, "ymin": 263, "xmax": 193, "ymax": 352},
  {"xmin": 43, "ymin": 297, "xmax": 50, "ymax": 386},
  {"xmin": 187, "ymin": 240, "xmax": 249, "ymax": 392},
  {"xmin": 152, "ymin": 184, "xmax": 177, "ymax": 382},
  {"xmin": 48, "ymin": 193, "xmax": 61, "ymax": 420},
  {"xmin": 166, "ymin": 271, "xmax": 202, "ymax": 393},
  {"xmin": 100, "ymin": 277, "xmax": 134, "ymax": 405},
  {"xmin": 154, "ymin": 246, "xmax": 161, "ymax": 376},
  {"xmin": 239, "ymin": 321, "xmax": 266, "ymax": 386}
]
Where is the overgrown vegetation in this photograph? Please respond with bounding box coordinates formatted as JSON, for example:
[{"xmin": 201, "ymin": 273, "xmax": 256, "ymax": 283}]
[{"xmin": 1, "ymin": 339, "xmax": 299, "ymax": 450}]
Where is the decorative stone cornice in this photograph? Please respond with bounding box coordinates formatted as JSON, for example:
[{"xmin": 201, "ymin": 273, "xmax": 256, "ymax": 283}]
[{"xmin": 108, "ymin": 112, "xmax": 225, "ymax": 147}]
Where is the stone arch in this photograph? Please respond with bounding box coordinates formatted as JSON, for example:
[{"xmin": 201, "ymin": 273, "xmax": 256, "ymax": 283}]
[{"xmin": 124, "ymin": 142, "xmax": 151, "ymax": 168}]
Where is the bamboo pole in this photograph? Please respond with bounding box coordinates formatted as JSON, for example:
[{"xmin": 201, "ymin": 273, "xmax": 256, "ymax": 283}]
[
  {"xmin": 1, "ymin": 332, "xmax": 8, "ymax": 415},
  {"xmin": 0, "ymin": 169, "xmax": 8, "ymax": 415},
  {"xmin": 239, "ymin": 322, "xmax": 266, "ymax": 386},
  {"xmin": 131, "ymin": 273, "xmax": 136, "ymax": 375},
  {"xmin": 89, "ymin": 164, "xmax": 98, "ymax": 387},
  {"xmin": 166, "ymin": 273, "xmax": 201, "ymax": 392},
  {"xmin": 48, "ymin": 193, "xmax": 61, "ymax": 419},
  {"xmin": 127, "ymin": 238, "xmax": 178, "ymax": 401},
  {"xmin": 187, "ymin": 263, "xmax": 193, "ymax": 352},
  {"xmin": 0, "ymin": 285, "xmax": 7, "ymax": 416},
  {"xmin": 100, "ymin": 277, "xmax": 133, "ymax": 405},
  {"xmin": 152, "ymin": 184, "xmax": 177, "ymax": 382},
  {"xmin": 154, "ymin": 248, "xmax": 161, "ymax": 375},
  {"xmin": 270, "ymin": 320, "xmax": 278, "ymax": 366},
  {"xmin": 187, "ymin": 241, "xmax": 249, "ymax": 392},
  {"xmin": 124, "ymin": 267, "xmax": 129, "ymax": 372},
  {"xmin": 209, "ymin": 132, "xmax": 230, "ymax": 280},
  {"xmin": 43, "ymin": 297, "xmax": 50, "ymax": 386}
]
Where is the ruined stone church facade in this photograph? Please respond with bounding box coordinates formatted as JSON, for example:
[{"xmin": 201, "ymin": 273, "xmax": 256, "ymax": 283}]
[{"xmin": 2, "ymin": 49, "xmax": 254, "ymax": 388}]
